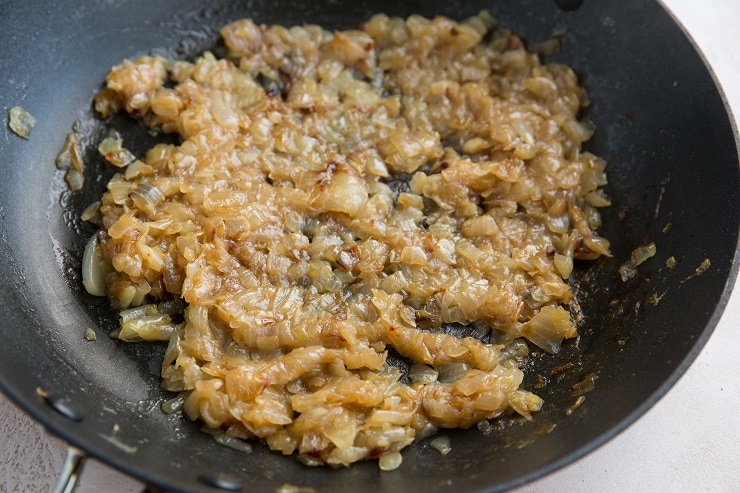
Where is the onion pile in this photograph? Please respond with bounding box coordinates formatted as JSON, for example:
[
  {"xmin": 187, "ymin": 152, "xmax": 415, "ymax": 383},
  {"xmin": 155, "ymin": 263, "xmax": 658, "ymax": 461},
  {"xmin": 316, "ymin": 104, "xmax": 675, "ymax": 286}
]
[{"xmin": 83, "ymin": 11, "xmax": 610, "ymax": 469}]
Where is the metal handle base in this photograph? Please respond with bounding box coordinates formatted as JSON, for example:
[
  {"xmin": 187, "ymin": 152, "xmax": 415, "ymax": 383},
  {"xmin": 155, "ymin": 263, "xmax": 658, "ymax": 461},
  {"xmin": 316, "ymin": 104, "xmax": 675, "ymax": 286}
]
[{"xmin": 52, "ymin": 446, "xmax": 87, "ymax": 493}]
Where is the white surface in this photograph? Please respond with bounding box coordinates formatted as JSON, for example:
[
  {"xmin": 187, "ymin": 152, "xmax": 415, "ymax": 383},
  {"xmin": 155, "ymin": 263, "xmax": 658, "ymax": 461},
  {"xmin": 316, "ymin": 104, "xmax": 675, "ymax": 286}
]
[{"xmin": 1, "ymin": 0, "xmax": 738, "ymax": 491}]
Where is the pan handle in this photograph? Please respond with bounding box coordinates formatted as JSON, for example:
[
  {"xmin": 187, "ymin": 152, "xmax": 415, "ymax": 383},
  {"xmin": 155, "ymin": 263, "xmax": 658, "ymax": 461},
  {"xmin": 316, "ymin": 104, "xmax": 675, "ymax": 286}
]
[
  {"xmin": 52, "ymin": 446, "xmax": 86, "ymax": 493},
  {"xmin": 51, "ymin": 444, "xmax": 164, "ymax": 493}
]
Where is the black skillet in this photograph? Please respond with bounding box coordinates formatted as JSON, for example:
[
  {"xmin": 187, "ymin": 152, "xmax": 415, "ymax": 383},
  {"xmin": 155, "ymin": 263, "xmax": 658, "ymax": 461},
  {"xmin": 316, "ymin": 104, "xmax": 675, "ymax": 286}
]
[{"xmin": 0, "ymin": 0, "xmax": 738, "ymax": 492}]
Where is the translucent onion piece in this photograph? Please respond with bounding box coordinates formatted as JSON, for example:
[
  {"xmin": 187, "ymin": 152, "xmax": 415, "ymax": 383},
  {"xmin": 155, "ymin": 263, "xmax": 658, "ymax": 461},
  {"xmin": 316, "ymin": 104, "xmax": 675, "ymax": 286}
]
[
  {"xmin": 508, "ymin": 389, "xmax": 544, "ymax": 419},
  {"xmin": 98, "ymin": 133, "xmax": 136, "ymax": 168},
  {"xmin": 65, "ymin": 169, "xmax": 84, "ymax": 191},
  {"xmin": 528, "ymin": 38, "xmax": 561, "ymax": 57},
  {"xmin": 554, "ymin": 252, "xmax": 573, "ymax": 279},
  {"xmin": 476, "ymin": 420, "xmax": 493, "ymax": 435},
  {"xmin": 118, "ymin": 304, "xmax": 177, "ymax": 342},
  {"xmin": 213, "ymin": 433, "xmax": 253, "ymax": 453},
  {"xmin": 583, "ymin": 235, "xmax": 611, "ymax": 257},
  {"xmin": 429, "ymin": 435, "xmax": 452, "ymax": 455},
  {"xmin": 161, "ymin": 394, "xmax": 186, "ymax": 415},
  {"xmin": 408, "ymin": 363, "xmax": 439, "ymax": 385},
  {"xmin": 499, "ymin": 339, "xmax": 529, "ymax": 365},
  {"xmin": 7, "ymin": 106, "xmax": 36, "ymax": 139},
  {"xmin": 82, "ymin": 234, "xmax": 106, "ymax": 296},
  {"xmin": 522, "ymin": 306, "xmax": 576, "ymax": 354},
  {"xmin": 378, "ymin": 451, "xmax": 403, "ymax": 471},
  {"xmin": 276, "ymin": 484, "xmax": 317, "ymax": 493},
  {"xmin": 522, "ymin": 76, "xmax": 558, "ymax": 98},
  {"xmin": 130, "ymin": 184, "xmax": 165, "ymax": 211},
  {"xmin": 56, "ymin": 132, "xmax": 84, "ymax": 171},
  {"xmin": 437, "ymin": 362, "xmax": 470, "ymax": 383},
  {"xmin": 584, "ymin": 189, "xmax": 611, "ymax": 208},
  {"xmin": 81, "ymin": 201, "xmax": 101, "ymax": 222},
  {"xmin": 619, "ymin": 242, "xmax": 657, "ymax": 282}
]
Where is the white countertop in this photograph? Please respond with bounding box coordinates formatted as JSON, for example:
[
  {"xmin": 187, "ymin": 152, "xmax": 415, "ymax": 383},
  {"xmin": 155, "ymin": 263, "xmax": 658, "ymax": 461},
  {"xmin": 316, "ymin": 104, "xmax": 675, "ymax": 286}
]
[{"xmin": 1, "ymin": 0, "xmax": 738, "ymax": 491}]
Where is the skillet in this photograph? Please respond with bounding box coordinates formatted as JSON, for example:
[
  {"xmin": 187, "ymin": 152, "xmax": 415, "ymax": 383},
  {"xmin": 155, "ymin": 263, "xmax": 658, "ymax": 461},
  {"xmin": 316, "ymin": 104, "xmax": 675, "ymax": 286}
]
[{"xmin": 0, "ymin": 0, "xmax": 738, "ymax": 492}]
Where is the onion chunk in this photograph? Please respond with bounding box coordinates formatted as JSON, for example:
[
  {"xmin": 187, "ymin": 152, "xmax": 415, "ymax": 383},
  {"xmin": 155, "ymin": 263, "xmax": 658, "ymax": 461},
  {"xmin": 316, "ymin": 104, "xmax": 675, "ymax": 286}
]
[{"xmin": 7, "ymin": 106, "xmax": 36, "ymax": 139}]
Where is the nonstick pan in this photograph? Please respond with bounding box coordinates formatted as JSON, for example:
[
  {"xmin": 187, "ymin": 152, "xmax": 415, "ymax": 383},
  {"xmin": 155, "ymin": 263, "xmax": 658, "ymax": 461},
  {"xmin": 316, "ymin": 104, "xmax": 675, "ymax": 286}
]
[{"xmin": 0, "ymin": 1, "xmax": 738, "ymax": 492}]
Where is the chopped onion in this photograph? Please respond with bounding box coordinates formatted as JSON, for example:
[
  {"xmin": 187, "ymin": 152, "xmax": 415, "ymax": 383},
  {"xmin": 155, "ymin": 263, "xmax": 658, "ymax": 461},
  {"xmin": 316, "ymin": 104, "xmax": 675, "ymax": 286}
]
[
  {"xmin": 125, "ymin": 160, "xmax": 154, "ymax": 180},
  {"xmin": 619, "ymin": 242, "xmax": 656, "ymax": 282},
  {"xmin": 319, "ymin": 172, "xmax": 368, "ymax": 217},
  {"xmin": 7, "ymin": 106, "xmax": 36, "ymax": 139},
  {"xmin": 563, "ymin": 119, "xmax": 595, "ymax": 143},
  {"xmin": 213, "ymin": 432, "xmax": 253, "ymax": 453},
  {"xmin": 82, "ymin": 234, "xmax": 106, "ymax": 296},
  {"xmin": 327, "ymin": 447, "xmax": 369, "ymax": 467},
  {"xmin": 56, "ymin": 129, "xmax": 86, "ymax": 192},
  {"xmin": 476, "ymin": 420, "xmax": 493, "ymax": 435},
  {"xmin": 81, "ymin": 201, "xmax": 101, "ymax": 222},
  {"xmin": 695, "ymin": 258, "xmax": 711, "ymax": 276},
  {"xmin": 631, "ymin": 242, "xmax": 657, "ymax": 265},
  {"xmin": 64, "ymin": 168, "xmax": 84, "ymax": 191},
  {"xmin": 117, "ymin": 304, "xmax": 177, "ymax": 342},
  {"xmin": 461, "ymin": 215, "xmax": 498, "ymax": 237},
  {"xmin": 276, "ymin": 484, "xmax": 317, "ymax": 493},
  {"xmin": 528, "ymin": 38, "xmax": 561, "ymax": 57},
  {"xmin": 554, "ymin": 252, "xmax": 573, "ymax": 279},
  {"xmin": 365, "ymin": 154, "xmax": 389, "ymax": 177},
  {"xmin": 161, "ymin": 394, "xmax": 186, "ymax": 415},
  {"xmin": 508, "ymin": 389, "xmax": 544, "ymax": 419},
  {"xmin": 85, "ymin": 11, "xmax": 614, "ymax": 470},
  {"xmin": 522, "ymin": 77, "xmax": 558, "ymax": 98},
  {"xmin": 499, "ymin": 339, "xmax": 529, "ymax": 364},
  {"xmin": 462, "ymin": 137, "xmax": 489, "ymax": 154},
  {"xmin": 56, "ymin": 132, "xmax": 84, "ymax": 171},
  {"xmin": 98, "ymin": 132, "xmax": 136, "ymax": 168},
  {"xmin": 437, "ymin": 362, "xmax": 469, "ymax": 383},
  {"xmin": 584, "ymin": 189, "xmax": 611, "ymax": 208},
  {"xmin": 408, "ymin": 363, "xmax": 439, "ymax": 385},
  {"xmin": 545, "ymin": 214, "xmax": 570, "ymax": 235},
  {"xmin": 583, "ymin": 235, "xmax": 611, "ymax": 257},
  {"xmin": 107, "ymin": 175, "xmax": 135, "ymax": 205},
  {"xmin": 400, "ymin": 245, "xmax": 427, "ymax": 265},
  {"xmin": 429, "ymin": 435, "xmax": 452, "ymax": 455},
  {"xmin": 522, "ymin": 306, "xmax": 576, "ymax": 354},
  {"xmin": 455, "ymin": 239, "xmax": 485, "ymax": 263},
  {"xmin": 512, "ymin": 119, "xmax": 535, "ymax": 145},
  {"xmin": 130, "ymin": 184, "xmax": 165, "ymax": 211},
  {"xmin": 378, "ymin": 451, "xmax": 403, "ymax": 471}
]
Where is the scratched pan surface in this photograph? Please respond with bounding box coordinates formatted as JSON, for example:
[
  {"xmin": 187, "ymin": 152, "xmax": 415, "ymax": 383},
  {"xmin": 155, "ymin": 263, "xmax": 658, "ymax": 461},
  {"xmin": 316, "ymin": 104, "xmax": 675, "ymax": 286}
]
[{"xmin": 0, "ymin": 0, "xmax": 738, "ymax": 492}]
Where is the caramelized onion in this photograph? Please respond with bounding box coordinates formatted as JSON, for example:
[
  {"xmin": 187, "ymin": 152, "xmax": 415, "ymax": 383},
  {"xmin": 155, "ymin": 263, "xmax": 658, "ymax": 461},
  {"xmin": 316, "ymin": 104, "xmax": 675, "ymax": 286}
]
[{"xmin": 87, "ymin": 11, "xmax": 610, "ymax": 470}]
